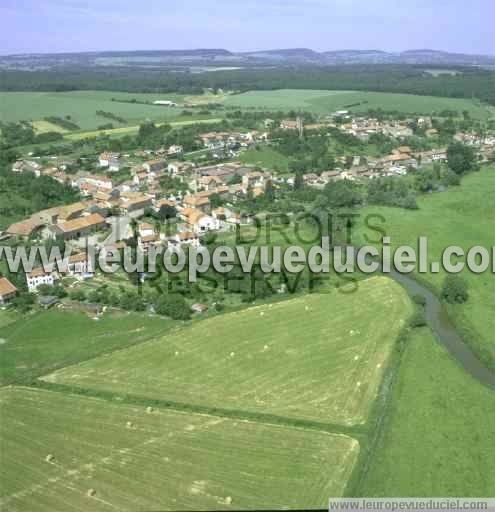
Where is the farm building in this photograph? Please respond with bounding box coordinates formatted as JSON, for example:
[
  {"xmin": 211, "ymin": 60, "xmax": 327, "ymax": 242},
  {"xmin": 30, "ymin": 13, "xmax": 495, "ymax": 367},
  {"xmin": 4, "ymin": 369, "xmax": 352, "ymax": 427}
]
[
  {"xmin": 0, "ymin": 278, "xmax": 17, "ymax": 305},
  {"xmin": 49, "ymin": 213, "xmax": 107, "ymax": 241}
]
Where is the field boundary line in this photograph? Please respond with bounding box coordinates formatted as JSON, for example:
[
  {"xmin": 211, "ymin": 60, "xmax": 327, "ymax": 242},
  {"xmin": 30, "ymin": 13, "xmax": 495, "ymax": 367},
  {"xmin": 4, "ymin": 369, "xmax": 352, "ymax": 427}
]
[{"xmin": 29, "ymin": 380, "xmax": 368, "ymax": 438}]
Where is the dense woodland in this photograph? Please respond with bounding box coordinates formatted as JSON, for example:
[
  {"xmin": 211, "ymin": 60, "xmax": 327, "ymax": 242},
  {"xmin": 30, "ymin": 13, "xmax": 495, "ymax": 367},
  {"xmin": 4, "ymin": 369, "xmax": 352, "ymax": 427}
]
[{"xmin": 1, "ymin": 65, "xmax": 495, "ymax": 104}]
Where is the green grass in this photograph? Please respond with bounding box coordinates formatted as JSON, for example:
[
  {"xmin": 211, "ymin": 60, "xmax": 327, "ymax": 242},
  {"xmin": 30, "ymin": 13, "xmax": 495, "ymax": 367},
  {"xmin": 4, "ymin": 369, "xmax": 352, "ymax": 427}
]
[
  {"xmin": 0, "ymin": 310, "xmax": 20, "ymax": 328},
  {"xmin": 355, "ymin": 165, "xmax": 495, "ymax": 369},
  {"xmin": 0, "ymin": 90, "xmax": 188, "ymax": 131},
  {"xmin": 240, "ymin": 146, "xmax": 290, "ymax": 172},
  {"xmin": 224, "ymin": 89, "xmax": 489, "ymax": 119},
  {"xmin": 361, "ymin": 328, "xmax": 495, "ymax": 496},
  {"xmin": 0, "ymin": 310, "xmax": 177, "ymax": 385},
  {"xmin": 0, "ymin": 387, "xmax": 359, "ymax": 511},
  {"xmin": 44, "ymin": 277, "xmax": 412, "ymax": 426}
]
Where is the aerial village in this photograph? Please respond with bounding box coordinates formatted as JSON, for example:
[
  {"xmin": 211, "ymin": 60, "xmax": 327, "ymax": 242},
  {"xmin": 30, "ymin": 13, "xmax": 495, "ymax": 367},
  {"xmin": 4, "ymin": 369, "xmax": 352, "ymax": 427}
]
[{"xmin": 1, "ymin": 109, "xmax": 494, "ymax": 310}]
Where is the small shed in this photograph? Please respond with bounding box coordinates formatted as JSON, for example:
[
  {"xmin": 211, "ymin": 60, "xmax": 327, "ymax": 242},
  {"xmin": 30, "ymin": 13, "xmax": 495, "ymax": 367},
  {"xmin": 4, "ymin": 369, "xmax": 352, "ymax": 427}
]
[{"xmin": 38, "ymin": 295, "xmax": 59, "ymax": 309}]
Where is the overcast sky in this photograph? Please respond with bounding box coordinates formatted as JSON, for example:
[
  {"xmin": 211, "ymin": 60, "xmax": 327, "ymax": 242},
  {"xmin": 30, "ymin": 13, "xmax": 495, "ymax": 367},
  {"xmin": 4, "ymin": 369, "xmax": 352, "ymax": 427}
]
[{"xmin": 1, "ymin": 0, "xmax": 493, "ymax": 55}]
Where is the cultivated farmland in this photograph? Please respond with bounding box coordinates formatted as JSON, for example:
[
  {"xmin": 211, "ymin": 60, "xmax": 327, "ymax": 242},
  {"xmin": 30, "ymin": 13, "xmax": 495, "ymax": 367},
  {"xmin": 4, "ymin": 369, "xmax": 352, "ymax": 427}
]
[
  {"xmin": 0, "ymin": 387, "xmax": 359, "ymax": 511},
  {"xmin": 0, "ymin": 311, "xmax": 176, "ymax": 385},
  {"xmin": 44, "ymin": 277, "xmax": 412, "ymax": 426},
  {"xmin": 0, "ymin": 91, "xmax": 187, "ymax": 130},
  {"xmin": 224, "ymin": 89, "xmax": 489, "ymax": 119}
]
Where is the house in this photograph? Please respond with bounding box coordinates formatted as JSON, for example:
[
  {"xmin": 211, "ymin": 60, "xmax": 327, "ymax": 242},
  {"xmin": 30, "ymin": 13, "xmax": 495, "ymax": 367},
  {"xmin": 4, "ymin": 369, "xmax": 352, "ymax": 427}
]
[
  {"xmin": 172, "ymin": 231, "xmax": 200, "ymax": 247},
  {"xmin": 241, "ymin": 170, "xmax": 271, "ymax": 194},
  {"xmin": 280, "ymin": 119, "xmax": 299, "ymax": 130},
  {"xmin": 198, "ymin": 132, "xmax": 230, "ymax": 149},
  {"xmin": 50, "ymin": 213, "xmax": 107, "ymax": 241},
  {"xmin": 212, "ymin": 206, "xmax": 233, "ymax": 221},
  {"xmin": 320, "ymin": 170, "xmax": 342, "ymax": 182},
  {"xmin": 168, "ymin": 161, "xmax": 193, "ymax": 177},
  {"xmin": 26, "ymin": 268, "xmax": 59, "ymax": 292},
  {"xmin": 153, "ymin": 100, "xmax": 177, "ymax": 107},
  {"xmin": 183, "ymin": 209, "xmax": 220, "ymax": 233},
  {"xmin": 12, "ymin": 160, "xmax": 42, "ymax": 176},
  {"xmin": 183, "ymin": 194, "xmax": 211, "ymax": 213},
  {"xmin": 143, "ymin": 159, "xmax": 167, "ymax": 174},
  {"xmin": 119, "ymin": 193, "xmax": 153, "ymax": 217},
  {"xmin": 138, "ymin": 233, "xmax": 162, "ymax": 253},
  {"xmin": 32, "ymin": 202, "xmax": 88, "ymax": 226},
  {"xmin": 81, "ymin": 174, "xmax": 114, "ymax": 191},
  {"xmin": 138, "ymin": 223, "xmax": 155, "ymax": 238},
  {"xmin": 0, "ymin": 278, "xmax": 17, "ymax": 305},
  {"xmin": 153, "ymin": 198, "xmax": 176, "ymax": 213},
  {"xmin": 6, "ymin": 218, "xmax": 45, "ymax": 239},
  {"xmin": 99, "ymin": 152, "xmax": 120, "ymax": 171},
  {"xmin": 167, "ymin": 145, "xmax": 183, "ymax": 156},
  {"xmin": 61, "ymin": 253, "xmax": 94, "ymax": 278}
]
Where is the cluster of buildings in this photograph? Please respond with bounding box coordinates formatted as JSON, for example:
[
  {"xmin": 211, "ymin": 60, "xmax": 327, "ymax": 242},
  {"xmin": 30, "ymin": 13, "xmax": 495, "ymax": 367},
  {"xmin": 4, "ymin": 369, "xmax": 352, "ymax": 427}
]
[
  {"xmin": 302, "ymin": 146, "xmax": 449, "ymax": 187},
  {"xmin": 4, "ymin": 153, "xmax": 275, "ymax": 294},
  {"xmin": 453, "ymin": 132, "xmax": 495, "ymax": 161}
]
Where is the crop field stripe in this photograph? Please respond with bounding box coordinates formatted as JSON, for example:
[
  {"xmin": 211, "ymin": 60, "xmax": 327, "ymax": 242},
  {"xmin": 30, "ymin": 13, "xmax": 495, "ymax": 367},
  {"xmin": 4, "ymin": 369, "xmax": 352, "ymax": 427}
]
[
  {"xmin": 0, "ymin": 386, "xmax": 359, "ymax": 510},
  {"xmin": 31, "ymin": 379, "xmax": 367, "ymax": 437},
  {"xmin": 41, "ymin": 277, "xmax": 412, "ymax": 427}
]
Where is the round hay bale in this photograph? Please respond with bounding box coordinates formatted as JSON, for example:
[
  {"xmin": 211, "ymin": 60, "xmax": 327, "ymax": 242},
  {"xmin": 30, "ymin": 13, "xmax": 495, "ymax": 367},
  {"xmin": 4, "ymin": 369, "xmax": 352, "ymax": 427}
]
[
  {"xmin": 263, "ymin": 344, "xmax": 269, "ymax": 351},
  {"xmin": 146, "ymin": 406, "xmax": 154, "ymax": 414},
  {"xmin": 230, "ymin": 352, "xmax": 235, "ymax": 357},
  {"xmin": 305, "ymin": 306, "xmax": 309, "ymax": 311},
  {"xmin": 356, "ymin": 381, "xmax": 362, "ymax": 387},
  {"xmin": 260, "ymin": 311, "xmax": 264, "ymax": 316},
  {"xmin": 126, "ymin": 421, "xmax": 133, "ymax": 429},
  {"xmin": 225, "ymin": 496, "xmax": 233, "ymax": 505},
  {"xmin": 354, "ymin": 355, "xmax": 359, "ymax": 361},
  {"xmin": 87, "ymin": 488, "xmax": 96, "ymax": 497},
  {"xmin": 174, "ymin": 351, "xmax": 179, "ymax": 356},
  {"xmin": 45, "ymin": 454, "xmax": 55, "ymax": 463}
]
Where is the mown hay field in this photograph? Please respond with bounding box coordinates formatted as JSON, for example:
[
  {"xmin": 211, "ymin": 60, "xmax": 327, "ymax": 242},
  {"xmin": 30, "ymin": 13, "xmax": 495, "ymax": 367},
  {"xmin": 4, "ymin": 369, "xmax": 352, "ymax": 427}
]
[
  {"xmin": 0, "ymin": 311, "xmax": 176, "ymax": 385},
  {"xmin": 0, "ymin": 387, "xmax": 359, "ymax": 511},
  {"xmin": 44, "ymin": 277, "xmax": 412, "ymax": 426}
]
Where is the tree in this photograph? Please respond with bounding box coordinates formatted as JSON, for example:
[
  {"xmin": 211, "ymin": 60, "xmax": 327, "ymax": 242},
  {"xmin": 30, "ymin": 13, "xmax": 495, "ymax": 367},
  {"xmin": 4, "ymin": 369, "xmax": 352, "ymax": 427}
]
[
  {"xmin": 12, "ymin": 292, "xmax": 35, "ymax": 313},
  {"xmin": 447, "ymin": 142, "xmax": 476, "ymax": 175},
  {"xmin": 293, "ymin": 172, "xmax": 304, "ymax": 191},
  {"xmin": 157, "ymin": 204, "xmax": 177, "ymax": 221},
  {"xmin": 409, "ymin": 309, "xmax": 427, "ymax": 328},
  {"xmin": 441, "ymin": 275, "xmax": 469, "ymax": 304},
  {"xmin": 154, "ymin": 293, "xmax": 191, "ymax": 320},
  {"xmin": 317, "ymin": 179, "xmax": 361, "ymax": 210}
]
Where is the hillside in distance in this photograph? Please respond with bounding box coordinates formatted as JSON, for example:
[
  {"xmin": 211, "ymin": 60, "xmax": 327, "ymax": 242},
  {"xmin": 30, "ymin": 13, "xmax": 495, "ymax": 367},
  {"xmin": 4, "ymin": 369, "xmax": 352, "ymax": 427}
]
[{"xmin": 2, "ymin": 47, "xmax": 495, "ymax": 70}]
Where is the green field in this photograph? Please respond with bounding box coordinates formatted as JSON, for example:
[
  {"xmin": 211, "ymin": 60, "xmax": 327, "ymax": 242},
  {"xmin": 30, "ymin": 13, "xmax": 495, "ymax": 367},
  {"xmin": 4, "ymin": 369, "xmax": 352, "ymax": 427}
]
[
  {"xmin": 225, "ymin": 89, "xmax": 490, "ymax": 119},
  {"xmin": 0, "ymin": 310, "xmax": 20, "ymax": 329},
  {"xmin": 0, "ymin": 387, "xmax": 358, "ymax": 511},
  {"xmin": 240, "ymin": 146, "xmax": 290, "ymax": 172},
  {"xmin": 44, "ymin": 277, "xmax": 412, "ymax": 426},
  {"xmin": 0, "ymin": 311, "xmax": 176, "ymax": 385},
  {"xmin": 355, "ymin": 165, "xmax": 495, "ymax": 369},
  {"xmin": 361, "ymin": 328, "xmax": 495, "ymax": 496},
  {"xmin": 0, "ymin": 90, "xmax": 188, "ymax": 130}
]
